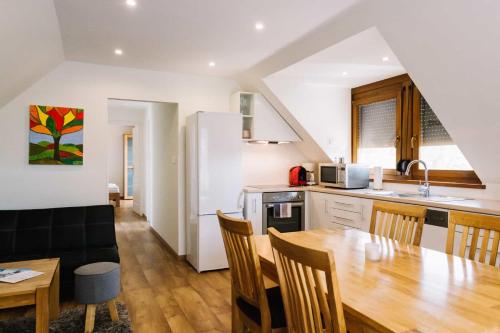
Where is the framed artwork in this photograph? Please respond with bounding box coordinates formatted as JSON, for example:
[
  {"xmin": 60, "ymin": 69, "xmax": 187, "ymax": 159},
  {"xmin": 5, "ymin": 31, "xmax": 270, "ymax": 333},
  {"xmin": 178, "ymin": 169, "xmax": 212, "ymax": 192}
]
[{"xmin": 29, "ymin": 105, "xmax": 84, "ymax": 165}]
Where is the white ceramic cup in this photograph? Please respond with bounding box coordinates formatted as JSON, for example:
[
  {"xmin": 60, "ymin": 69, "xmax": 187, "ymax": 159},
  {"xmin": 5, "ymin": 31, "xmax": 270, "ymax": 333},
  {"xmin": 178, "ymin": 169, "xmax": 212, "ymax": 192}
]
[{"xmin": 365, "ymin": 242, "xmax": 382, "ymax": 261}]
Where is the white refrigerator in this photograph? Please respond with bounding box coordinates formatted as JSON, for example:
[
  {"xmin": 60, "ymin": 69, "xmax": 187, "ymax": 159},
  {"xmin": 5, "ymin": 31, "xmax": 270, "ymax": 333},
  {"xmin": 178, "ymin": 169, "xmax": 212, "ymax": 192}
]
[{"xmin": 186, "ymin": 111, "xmax": 243, "ymax": 272}]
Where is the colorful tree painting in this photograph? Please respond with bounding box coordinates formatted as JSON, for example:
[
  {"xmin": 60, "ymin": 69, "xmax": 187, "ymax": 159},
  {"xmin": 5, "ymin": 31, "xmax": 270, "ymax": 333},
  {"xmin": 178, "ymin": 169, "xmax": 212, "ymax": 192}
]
[{"xmin": 29, "ymin": 105, "xmax": 84, "ymax": 165}]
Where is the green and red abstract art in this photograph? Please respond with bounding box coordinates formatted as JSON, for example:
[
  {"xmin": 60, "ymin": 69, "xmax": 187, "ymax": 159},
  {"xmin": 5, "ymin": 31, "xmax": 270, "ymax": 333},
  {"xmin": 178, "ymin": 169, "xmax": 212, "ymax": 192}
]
[{"xmin": 29, "ymin": 105, "xmax": 84, "ymax": 165}]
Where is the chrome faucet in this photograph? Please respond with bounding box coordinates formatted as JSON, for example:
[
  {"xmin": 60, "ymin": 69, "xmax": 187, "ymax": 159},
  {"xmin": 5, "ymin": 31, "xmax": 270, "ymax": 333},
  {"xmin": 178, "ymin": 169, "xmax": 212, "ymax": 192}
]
[{"xmin": 405, "ymin": 160, "xmax": 430, "ymax": 197}]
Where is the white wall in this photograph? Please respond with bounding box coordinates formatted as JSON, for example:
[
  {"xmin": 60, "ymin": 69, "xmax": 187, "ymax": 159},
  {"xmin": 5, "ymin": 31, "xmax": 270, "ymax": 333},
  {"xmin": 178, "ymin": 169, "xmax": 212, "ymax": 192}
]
[
  {"xmin": 244, "ymin": 0, "xmax": 500, "ymax": 191},
  {"xmin": 147, "ymin": 102, "xmax": 180, "ymax": 252},
  {"xmin": 263, "ymin": 78, "xmax": 351, "ymax": 161},
  {"xmin": 107, "ymin": 124, "xmax": 133, "ymax": 194},
  {"xmin": 0, "ymin": 60, "xmax": 305, "ymax": 254},
  {"xmin": 0, "ymin": 61, "xmax": 238, "ymax": 256},
  {"xmin": 242, "ymin": 143, "xmax": 308, "ymax": 185}
]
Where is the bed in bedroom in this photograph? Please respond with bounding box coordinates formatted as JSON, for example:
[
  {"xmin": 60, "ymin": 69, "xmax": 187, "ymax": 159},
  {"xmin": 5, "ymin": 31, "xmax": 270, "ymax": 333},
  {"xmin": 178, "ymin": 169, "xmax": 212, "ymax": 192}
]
[{"xmin": 108, "ymin": 183, "xmax": 121, "ymax": 207}]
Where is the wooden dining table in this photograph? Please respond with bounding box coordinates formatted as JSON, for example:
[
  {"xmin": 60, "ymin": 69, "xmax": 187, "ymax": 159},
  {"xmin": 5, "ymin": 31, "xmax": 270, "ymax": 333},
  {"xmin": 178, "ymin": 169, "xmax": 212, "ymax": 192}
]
[{"xmin": 254, "ymin": 228, "xmax": 500, "ymax": 333}]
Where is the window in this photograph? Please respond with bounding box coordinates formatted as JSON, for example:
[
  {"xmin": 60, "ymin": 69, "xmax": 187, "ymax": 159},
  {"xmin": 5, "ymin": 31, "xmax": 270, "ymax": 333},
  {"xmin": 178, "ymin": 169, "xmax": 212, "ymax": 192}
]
[
  {"xmin": 357, "ymin": 98, "xmax": 397, "ymax": 169},
  {"xmin": 417, "ymin": 96, "xmax": 472, "ymax": 170},
  {"xmin": 352, "ymin": 74, "xmax": 481, "ymax": 186}
]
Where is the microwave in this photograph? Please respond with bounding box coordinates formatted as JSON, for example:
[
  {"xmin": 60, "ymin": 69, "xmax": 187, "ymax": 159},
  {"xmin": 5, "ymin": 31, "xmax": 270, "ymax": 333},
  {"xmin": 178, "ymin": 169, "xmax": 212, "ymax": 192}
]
[{"xmin": 318, "ymin": 163, "xmax": 370, "ymax": 189}]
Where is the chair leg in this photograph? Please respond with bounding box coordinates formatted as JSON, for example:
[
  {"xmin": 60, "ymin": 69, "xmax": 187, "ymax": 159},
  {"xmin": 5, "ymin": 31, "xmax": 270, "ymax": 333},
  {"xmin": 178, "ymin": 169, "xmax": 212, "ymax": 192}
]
[
  {"xmin": 85, "ymin": 304, "xmax": 96, "ymax": 333},
  {"xmin": 107, "ymin": 299, "xmax": 119, "ymax": 321}
]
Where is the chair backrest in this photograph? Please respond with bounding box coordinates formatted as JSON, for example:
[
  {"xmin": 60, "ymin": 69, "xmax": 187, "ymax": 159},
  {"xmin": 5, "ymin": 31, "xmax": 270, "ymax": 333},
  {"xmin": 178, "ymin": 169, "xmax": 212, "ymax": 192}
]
[
  {"xmin": 369, "ymin": 200, "xmax": 427, "ymax": 246},
  {"xmin": 268, "ymin": 228, "xmax": 346, "ymax": 333},
  {"xmin": 216, "ymin": 211, "xmax": 270, "ymax": 324},
  {"xmin": 447, "ymin": 211, "xmax": 500, "ymax": 266}
]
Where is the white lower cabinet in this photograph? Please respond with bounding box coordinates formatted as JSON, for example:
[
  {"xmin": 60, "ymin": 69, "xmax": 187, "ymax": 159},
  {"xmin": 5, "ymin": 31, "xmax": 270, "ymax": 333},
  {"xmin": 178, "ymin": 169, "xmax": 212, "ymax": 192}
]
[
  {"xmin": 243, "ymin": 192, "xmax": 263, "ymax": 235},
  {"xmin": 309, "ymin": 192, "xmax": 500, "ymax": 256},
  {"xmin": 309, "ymin": 191, "xmax": 373, "ymax": 232}
]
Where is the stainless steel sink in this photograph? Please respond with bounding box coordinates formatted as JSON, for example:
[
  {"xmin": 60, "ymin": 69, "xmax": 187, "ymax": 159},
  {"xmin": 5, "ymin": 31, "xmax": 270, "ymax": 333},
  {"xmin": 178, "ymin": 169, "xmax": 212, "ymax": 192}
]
[
  {"xmin": 361, "ymin": 190, "xmax": 469, "ymax": 202},
  {"xmin": 393, "ymin": 193, "xmax": 469, "ymax": 202}
]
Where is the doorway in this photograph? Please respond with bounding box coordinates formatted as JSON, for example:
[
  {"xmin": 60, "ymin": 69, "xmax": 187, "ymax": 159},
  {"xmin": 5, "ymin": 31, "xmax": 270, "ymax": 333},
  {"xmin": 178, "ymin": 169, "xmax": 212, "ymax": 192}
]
[
  {"xmin": 106, "ymin": 98, "xmax": 180, "ymax": 253},
  {"xmin": 123, "ymin": 133, "xmax": 134, "ymax": 200}
]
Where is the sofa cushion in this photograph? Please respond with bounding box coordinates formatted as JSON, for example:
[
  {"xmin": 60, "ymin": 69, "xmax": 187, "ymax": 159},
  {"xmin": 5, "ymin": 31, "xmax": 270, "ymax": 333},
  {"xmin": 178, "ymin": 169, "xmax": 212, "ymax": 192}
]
[
  {"xmin": 0, "ymin": 211, "xmax": 17, "ymax": 261},
  {"xmin": 52, "ymin": 207, "xmax": 86, "ymax": 250},
  {"xmin": 14, "ymin": 209, "xmax": 52, "ymax": 255},
  {"xmin": 85, "ymin": 205, "xmax": 116, "ymax": 248},
  {"xmin": 0, "ymin": 205, "xmax": 119, "ymax": 300}
]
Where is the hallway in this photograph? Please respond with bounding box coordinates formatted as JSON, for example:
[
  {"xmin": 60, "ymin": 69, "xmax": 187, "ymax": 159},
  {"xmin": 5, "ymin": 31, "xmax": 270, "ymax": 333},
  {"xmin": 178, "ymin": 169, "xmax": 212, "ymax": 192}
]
[{"xmin": 115, "ymin": 202, "xmax": 232, "ymax": 332}]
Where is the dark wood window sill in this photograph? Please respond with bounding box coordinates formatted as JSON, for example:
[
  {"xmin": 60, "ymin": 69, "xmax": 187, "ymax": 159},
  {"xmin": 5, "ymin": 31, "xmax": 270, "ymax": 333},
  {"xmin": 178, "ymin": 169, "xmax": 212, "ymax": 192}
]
[{"xmin": 370, "ymin": 177, "xmax": 486, "ymax": 189}]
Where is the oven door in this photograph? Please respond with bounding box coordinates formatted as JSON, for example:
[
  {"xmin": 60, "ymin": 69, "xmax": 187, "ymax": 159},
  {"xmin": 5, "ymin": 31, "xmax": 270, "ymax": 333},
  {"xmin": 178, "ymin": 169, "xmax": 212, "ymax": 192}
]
[
  {"xmin": 262, "ymin": 202, "xmax": 305, "ymax": 234},
  {"xmin": 319, "ymin": 165, "xmax": 339, "ymax": 186}
]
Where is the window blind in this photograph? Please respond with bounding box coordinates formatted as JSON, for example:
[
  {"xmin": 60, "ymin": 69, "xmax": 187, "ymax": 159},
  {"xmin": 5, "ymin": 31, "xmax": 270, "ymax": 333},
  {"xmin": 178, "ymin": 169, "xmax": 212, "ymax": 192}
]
[
  {"xmin": 420, "ymin": 96, "xmax": 453, "ymax": 146},
  {"xmin": 358, "ymin": 98, "xmax": 396, "ymax": 148}
]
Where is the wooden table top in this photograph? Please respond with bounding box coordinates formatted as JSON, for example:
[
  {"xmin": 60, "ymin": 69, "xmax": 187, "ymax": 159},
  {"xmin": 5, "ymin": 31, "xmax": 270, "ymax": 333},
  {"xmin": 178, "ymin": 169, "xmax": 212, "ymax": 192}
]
[
  {"xmin": 255, "ymin": 229, "xmax": 500, "ymax": 333},
  {"xmin": 0, "ymin": 259, "xmax": 59, "ymax": 298}
]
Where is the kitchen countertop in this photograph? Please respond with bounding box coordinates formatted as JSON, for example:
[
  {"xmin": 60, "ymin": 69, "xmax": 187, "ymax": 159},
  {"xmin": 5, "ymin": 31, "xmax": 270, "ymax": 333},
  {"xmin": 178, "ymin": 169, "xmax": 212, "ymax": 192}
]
[{"xmin": 244, "ymin": 185, "xmax": 500, "ymax": 216}]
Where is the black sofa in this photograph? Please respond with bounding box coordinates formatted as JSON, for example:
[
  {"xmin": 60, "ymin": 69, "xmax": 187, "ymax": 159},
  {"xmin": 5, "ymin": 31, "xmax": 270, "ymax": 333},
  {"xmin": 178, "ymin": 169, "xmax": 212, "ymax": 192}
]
[{"xmin": 0, "ymin": 205, "xmax": 120, "ymax": 300}]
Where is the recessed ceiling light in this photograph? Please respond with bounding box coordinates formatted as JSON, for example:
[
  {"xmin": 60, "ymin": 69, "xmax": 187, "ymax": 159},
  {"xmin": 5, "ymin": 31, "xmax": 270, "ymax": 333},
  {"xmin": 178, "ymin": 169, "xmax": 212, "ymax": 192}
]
[
  {"xmin": 342, "ymin": 71, "xmax": 348, "ymax": 76},
  {"xmin": 255, "ymin": 22, "xmax": 265, "ymax": 31},
  {"xmin": 114, "ymin": 49, "xmax": 123, "ymax": 55},
  {"xmin": 208, "ymin": 61, "xmax": 215, "ymax": 67},
  {"xmin": 382, "ymin": 56, "xmax": 389, "ymax": 62},
  {"xmin": 126, "ymin": 0, "xmax": 137, "ymax": 7}
]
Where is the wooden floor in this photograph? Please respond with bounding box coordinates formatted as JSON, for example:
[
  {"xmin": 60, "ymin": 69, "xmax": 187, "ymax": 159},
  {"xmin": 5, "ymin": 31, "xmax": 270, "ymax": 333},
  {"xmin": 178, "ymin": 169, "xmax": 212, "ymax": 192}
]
[
  {"xmin": 0, "ymin": 201, "xmax": 233, "ymax": 333},
  {"xmin": 116, "ymin": 201, "xmax": 232, "ymax": 333}
]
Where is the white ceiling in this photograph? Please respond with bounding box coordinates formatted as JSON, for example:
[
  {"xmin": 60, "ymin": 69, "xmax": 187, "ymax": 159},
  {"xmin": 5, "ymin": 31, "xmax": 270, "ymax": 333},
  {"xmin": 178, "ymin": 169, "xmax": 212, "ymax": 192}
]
[
  {"xmin": 0, "ymin": 0, "xmax": 64, "ymax": 108},
  {"xmin": 266, "ymin": 27, "xmax": 405, "ymax": 88},
  {"xmin": 53, "ymin": 0, "xmax": 360, "ymax": 76}
]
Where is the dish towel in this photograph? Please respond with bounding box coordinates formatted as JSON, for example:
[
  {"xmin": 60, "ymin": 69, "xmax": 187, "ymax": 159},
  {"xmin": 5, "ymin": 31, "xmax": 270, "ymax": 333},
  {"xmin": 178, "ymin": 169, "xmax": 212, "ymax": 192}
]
[{"xmin": 274, "ymin": 203, "xmax": 292, "ymax": 219}]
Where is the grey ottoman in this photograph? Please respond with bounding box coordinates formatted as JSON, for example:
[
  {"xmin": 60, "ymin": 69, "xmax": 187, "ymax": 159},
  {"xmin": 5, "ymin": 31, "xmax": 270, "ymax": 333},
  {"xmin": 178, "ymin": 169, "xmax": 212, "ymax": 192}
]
[{"xmin": 74, "ymin": 262, "xmax": 121, "ymax": 333}]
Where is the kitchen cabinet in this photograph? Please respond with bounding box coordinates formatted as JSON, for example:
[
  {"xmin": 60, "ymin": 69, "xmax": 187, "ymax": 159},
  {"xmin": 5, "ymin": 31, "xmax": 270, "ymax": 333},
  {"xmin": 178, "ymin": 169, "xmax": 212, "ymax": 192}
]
[
  {"xmin": 243, "ymin": 192, "xmax": 263, "ymax": 235},
  {"xmin": 230, "ymin": 91, "xmax": 300, "ymax": 142},
  {"xmin": 309, "ymin": 192, "xmax": 373, "ymax": 231}
]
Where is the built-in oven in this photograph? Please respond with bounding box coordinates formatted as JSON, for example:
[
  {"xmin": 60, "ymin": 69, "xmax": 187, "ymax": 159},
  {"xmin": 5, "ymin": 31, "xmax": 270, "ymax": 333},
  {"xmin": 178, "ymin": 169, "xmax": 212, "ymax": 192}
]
[{"xmin": 262, "ymin": 191, "xmax": 305, "ymax": 234}]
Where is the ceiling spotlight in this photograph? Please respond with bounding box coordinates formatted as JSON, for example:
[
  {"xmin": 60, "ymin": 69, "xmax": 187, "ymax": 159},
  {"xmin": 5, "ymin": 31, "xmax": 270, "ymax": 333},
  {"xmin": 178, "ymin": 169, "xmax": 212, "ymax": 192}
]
[
  {"xmin": 209, "ymin": 61, "xmax": 215, "ymax": 67},
  {"xmin": 114, "ymin": 49, "xmax": 123, "ymax": 55},
  {"xmin": 255, "ymin": 22, "xmax": 265, "ymax": 31},
  {"xmin": 342, "ymin": 71, "xmax": 348, "ymax": 76},
  {"xmin": 382, "ymin": 56, "xmax": 389, "ymax": 62},
  {"xmin": 126, "ymin": 0, "xmax": 137, "ymax": 7}
]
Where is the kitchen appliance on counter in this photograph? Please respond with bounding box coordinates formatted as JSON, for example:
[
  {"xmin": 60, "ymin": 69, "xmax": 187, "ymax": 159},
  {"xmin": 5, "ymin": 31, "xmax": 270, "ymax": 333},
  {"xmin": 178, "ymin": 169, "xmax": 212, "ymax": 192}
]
[
  {"xmin": 186, "ymin": 111, "xmax": 243, "ymax": 272},
  {"xmin": 289, "ymin": 166, "xmax": 307, "ymax": 186},
  {"xmin": 302, "ymin": 162, "xmax": 316, "ymax": 185},
  {"xmin": 318, "ymin": 163, "xmax": 369, "ymax": 189},
  {"xmin": 262, "ymin": 191, "xmax": 305, "ymax": 234}
]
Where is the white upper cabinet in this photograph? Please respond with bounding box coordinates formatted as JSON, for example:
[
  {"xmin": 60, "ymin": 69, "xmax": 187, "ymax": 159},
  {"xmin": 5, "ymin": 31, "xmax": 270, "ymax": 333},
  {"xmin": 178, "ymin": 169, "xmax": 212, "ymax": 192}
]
[{"xmin": 231, "ymin": 91, "xmax": 300, "ymax": 142}]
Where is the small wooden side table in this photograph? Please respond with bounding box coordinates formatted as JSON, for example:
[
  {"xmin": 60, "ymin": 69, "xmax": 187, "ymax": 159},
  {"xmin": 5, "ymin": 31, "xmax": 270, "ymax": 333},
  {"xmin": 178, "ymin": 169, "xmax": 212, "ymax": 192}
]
[{"xmin": 0, "ymin": 258, "xmax": 60, "ymax": 333}]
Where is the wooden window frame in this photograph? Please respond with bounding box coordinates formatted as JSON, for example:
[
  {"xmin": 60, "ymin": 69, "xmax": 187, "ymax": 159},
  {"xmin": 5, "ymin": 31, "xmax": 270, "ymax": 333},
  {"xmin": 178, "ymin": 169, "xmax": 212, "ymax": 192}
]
[{"xmin": 352, "ymin": 74, "xmax": 483, "ymax": 188}]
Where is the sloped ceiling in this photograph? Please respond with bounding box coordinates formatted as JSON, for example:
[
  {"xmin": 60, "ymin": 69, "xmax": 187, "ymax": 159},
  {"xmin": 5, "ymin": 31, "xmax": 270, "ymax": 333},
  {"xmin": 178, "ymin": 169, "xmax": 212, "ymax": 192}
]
[
  {"xmin": 53, "ymin": 0, "xmax": 359, "ymax": 77},
  {"xmin": 240, "ymin": 0, "xmax": 500, "ymax": 184},
  {"xmin": 0, "ymin": 0, "xmax": 64, "ymax": 108},
  {"xmin": 263, "ymin": 27, "xmax": 406, "ymax": 163},
  {"xmin": 266, "ymin": 27, "xmax": 405, "ymax": 88},
  {"xmin": 0, "ymin": 0, "xmax": 361, "ymax": 108}
]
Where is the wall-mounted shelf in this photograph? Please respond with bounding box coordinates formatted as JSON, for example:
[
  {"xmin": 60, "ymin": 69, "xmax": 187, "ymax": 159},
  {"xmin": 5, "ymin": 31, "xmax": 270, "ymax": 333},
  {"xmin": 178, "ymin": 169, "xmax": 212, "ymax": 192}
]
[{"xmin": 230, "ymin": 91, "xmax": 300, "ymax": 142}]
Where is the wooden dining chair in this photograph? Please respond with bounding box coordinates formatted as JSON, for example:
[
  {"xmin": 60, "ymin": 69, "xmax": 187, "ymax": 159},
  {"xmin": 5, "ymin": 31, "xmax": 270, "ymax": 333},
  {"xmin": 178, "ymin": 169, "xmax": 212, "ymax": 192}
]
[
  {"xmin": 268, "ymin": 227, "xmax": 346, "ymax": 333},
  {"xmin": 447, "ymin": 210, "xmax": 500, "ymax": 266},
  {"xmin": 369, "ymin": 200, "xmax": 427, "ymax": 246},
  {"xmin": 216, "ymin": 211, "xmax": 286, "ymax": 333}
]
